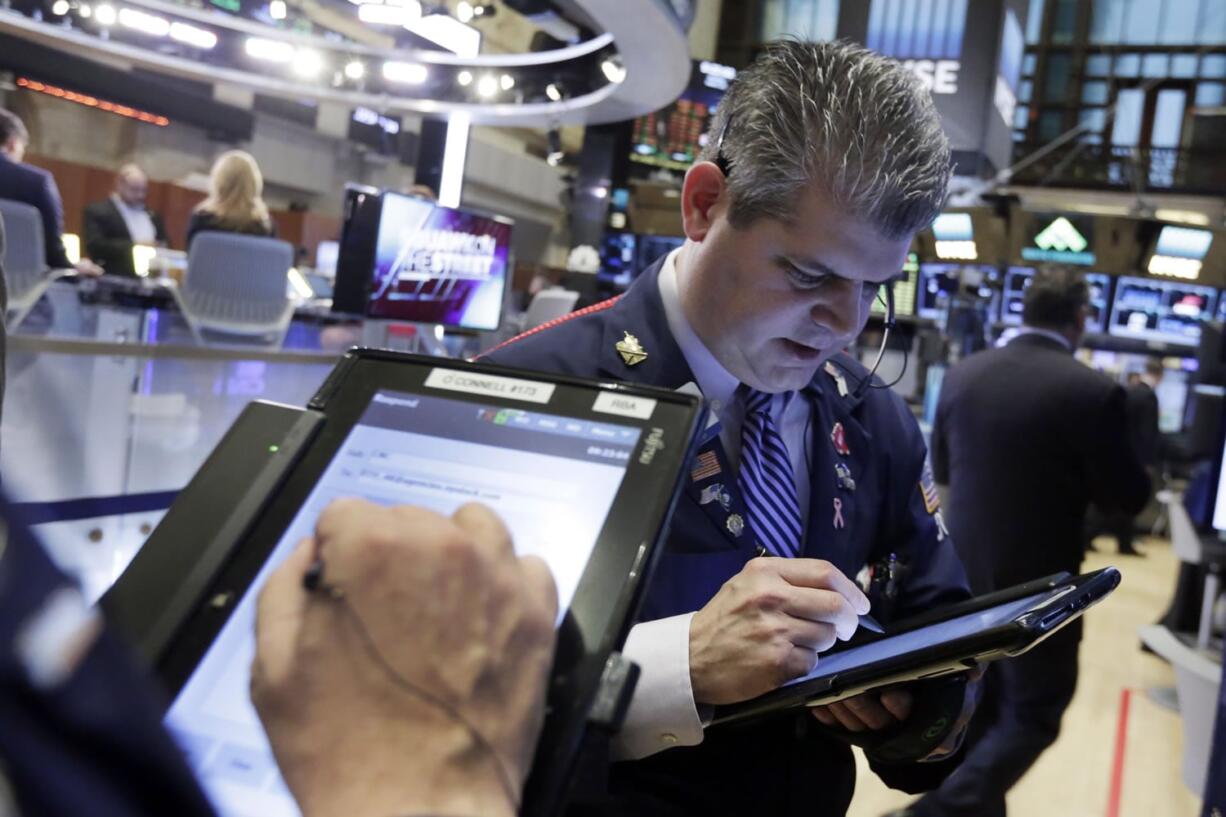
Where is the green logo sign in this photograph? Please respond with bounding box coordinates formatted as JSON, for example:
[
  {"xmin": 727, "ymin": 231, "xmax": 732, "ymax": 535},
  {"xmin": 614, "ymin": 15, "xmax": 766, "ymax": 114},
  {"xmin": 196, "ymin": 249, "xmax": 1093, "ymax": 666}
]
[
  {"xmin": 1034, "ymin": 217, "xmax": 1088, "ymax": 253},
  {"xmin": 1023, "ymin": 215, "xmax": 1095, "ymax": 265}
]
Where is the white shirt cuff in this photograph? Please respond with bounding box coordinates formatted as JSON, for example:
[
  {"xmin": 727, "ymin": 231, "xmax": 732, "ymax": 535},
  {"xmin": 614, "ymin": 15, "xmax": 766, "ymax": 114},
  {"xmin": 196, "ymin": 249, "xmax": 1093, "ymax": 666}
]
[{"xmin": 611, "ymin": 613, "xmax": 707, "ymax": 761}]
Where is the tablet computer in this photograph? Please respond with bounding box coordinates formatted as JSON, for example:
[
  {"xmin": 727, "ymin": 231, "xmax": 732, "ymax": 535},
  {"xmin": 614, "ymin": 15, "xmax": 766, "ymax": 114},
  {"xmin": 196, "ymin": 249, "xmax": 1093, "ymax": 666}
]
[
  {"xmin": 102, "ymin": 349, "xmax": 705, "ymax": 817},
  {"xmin": 712, "ymin": 567, "xmax": 1120, "ymax": 726}
]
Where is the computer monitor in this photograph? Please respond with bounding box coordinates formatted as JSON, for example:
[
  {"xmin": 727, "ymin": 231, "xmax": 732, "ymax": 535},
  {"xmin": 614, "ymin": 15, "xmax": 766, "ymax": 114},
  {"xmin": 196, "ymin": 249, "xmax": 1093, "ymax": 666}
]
[
  {"xmin": 368, "ymin": 192, "xmax": 512, "ymax": 331},
  {"xmin": 1107, "ymin": 276, "xmax": 1218, "ymax": 346},
  {"xmin": 872, "ymin": 253, "xmax": 918, "ymax": 319},
  {"xmin": 999, "ymin": 267, "xmax": 1111, "ymax": 332},
  {"xmin": 917, "ymin": 263, "xmax": 1000, "ymax": 321},
  {"xmin": 637, "ymin": 234, "xmax": 685, "ymax": 273},
  {"xmin": 334, "ymin": 188, "xmax": 514, "ymax": 331},
  {"xmin": 599, "ymin": 232, "xmax": 638, "ymax": 285}
]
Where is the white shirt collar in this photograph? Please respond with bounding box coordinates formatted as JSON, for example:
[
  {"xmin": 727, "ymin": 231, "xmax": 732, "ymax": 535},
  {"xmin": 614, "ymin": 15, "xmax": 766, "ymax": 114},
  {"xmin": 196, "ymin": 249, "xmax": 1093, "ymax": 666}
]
[
  {"xmin": 657, "ymin": 247, "xmax": 739, "ymax": 409},
  {"xmin": 1015, "ymin": 325, "xmax": 1073, "ymax": 351}
]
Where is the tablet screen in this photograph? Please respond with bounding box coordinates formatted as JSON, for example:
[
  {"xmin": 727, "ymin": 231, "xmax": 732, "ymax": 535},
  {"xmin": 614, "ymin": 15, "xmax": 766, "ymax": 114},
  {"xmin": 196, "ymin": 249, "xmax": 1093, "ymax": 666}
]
[
  {"xmin": 164, "ymin": 389, "xmax": 642, "ymax": 817},
  {"xmin": 785, "ymin": 591, "xmax": 1050, "ymax": 689}
]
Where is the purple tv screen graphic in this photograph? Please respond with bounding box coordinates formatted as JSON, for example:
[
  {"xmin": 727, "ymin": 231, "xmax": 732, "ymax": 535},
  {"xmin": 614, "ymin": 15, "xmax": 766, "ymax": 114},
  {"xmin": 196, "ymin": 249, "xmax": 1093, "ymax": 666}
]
[{"xmin": 369, "ymin": 192, "xmax": 512, "ymax": 330}]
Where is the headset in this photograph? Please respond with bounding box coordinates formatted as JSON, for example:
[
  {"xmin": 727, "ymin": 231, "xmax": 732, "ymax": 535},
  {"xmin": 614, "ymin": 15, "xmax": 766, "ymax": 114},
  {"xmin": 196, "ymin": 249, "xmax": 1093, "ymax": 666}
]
[
  {"xmin": 855, "ymin": 284, "xmax": 907, "ymax": 398},
  {"xmin": 713, "ymin": 115, "xmax": 909, "ymax": 399}
]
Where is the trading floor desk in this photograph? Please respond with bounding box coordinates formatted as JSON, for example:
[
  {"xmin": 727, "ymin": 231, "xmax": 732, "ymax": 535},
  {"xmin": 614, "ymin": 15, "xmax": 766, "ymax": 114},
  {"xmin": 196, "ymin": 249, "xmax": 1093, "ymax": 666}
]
[{"xmin": 4, "ymin": 283, "xmax": 345, "ymax": 602}]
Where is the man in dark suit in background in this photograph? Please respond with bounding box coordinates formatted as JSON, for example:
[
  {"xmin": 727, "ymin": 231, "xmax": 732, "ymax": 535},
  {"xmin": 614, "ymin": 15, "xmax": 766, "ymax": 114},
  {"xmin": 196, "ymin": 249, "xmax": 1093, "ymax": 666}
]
[
  {"xmin": 83, "ymin": 164, "xmax": 167, "ymax": 277},
  {"xmin": 912, "ymin": 267, "xmax": 1151, "ymax": 817},
  {"xmin": 0, "ymin": 108, "xmax": 100, "ymax": 276},
  {"xmin": 1092, "ymin": 358, "xmax": 1163, "ymax": 555}
]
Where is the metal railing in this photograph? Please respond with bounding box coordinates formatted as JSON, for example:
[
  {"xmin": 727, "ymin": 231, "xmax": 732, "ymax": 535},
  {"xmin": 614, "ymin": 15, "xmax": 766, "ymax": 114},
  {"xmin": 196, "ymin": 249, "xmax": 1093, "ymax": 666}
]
[{"xmin": 1010, "ymin": 144, "xmax": 1226, "ymax": 194}]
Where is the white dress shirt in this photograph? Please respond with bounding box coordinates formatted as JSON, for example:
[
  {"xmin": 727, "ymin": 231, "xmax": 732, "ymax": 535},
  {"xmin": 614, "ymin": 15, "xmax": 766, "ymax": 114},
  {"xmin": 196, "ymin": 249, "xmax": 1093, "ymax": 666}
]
[
  {"xmin": 613, "ymin": 248, "xmax": 815, "ymax": 760},
  {"xmin": 111, "ymin": 194, "xmax": 157, "ymax": 245}
]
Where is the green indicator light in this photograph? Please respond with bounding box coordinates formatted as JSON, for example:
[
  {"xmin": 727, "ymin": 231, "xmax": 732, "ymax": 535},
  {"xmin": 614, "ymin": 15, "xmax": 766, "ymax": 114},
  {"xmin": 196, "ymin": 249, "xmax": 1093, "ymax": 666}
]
[{"xmin": 269, "ymin": 445, "xmax": 280, "ymax": 453}]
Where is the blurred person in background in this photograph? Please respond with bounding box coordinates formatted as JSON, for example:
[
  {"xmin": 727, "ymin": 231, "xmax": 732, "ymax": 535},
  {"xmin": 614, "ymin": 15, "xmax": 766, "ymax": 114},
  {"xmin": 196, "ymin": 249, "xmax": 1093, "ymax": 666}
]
[
  {"xmin": 83, "ymin": 163, "xmax": 168, "ymax": 277},
  {"xmin": 0, "ymin": 108, "xmax": 101, "ymax": 276},
  {"xmin": 186, "ymin": 150, "xmax": 274, "ymax": 248},
  {"xmin": 1088, "ymin": 358, "xmax": 1163, "ymax": 555},
  {"xmin": 917, "ymin": 267, "xmax": 1151, "ymax": 817}
]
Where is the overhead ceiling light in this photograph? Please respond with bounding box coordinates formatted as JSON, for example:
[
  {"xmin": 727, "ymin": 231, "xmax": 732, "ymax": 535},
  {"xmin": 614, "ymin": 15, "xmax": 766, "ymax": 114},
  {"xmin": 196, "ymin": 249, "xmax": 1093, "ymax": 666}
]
[
  {"xmin": 545, "ymin": 82, "xmax": 562, "ymax": 102},
  {"xmin": 344, "ymin": 60, "xmax": 366, "ymax": 80},
  {"xmin": 119, "ymin": 8, "xmax": 170, "ymax": 36},
  {"xmin": 169, "ymin": 21, "xmax": 218, "ymax": 49},
  {"xmin": 601, "ymin": 57, "xmax": 626, "ymax": 84},
  {"xmin": 246, "ymin": 36, "xmax": 295, "ymax": 62},
  {"xmin": 269, "ymin": 0, "xmax": 287, "ymax": 19},
  {"xmin": 456, "ymin": 0, "xmax": 475, "ymax": 21},
  {"xmin": 50, "ymin": 0, "xmax": 70, "ymax": 15},
  {"xmin": 499, "ymin": 73, "xmax": 514, "ymax": 91},
  {"xmin": 405, "ymin": 13, "xmax": 479, "ymax": 57},
  {"xmin": 457, "ymin": 70, "xmax": 472, "ymax": 86},
  {"xmin": 476, "ymin": 73, "xmax": 498, "ymax": 97},
  {"xmin": 383, "ymin": 61, "xmax": 428, "ymax": 84},
  {"xmin": 79, "ymin": 4, "xmax": 93, "ymax": 17},
  {"xmin": 292, "ymin": 49, "xmax": 324, "ymax": 78},
  {"xmin": 94, "ymin": 4, "xmax": 117, "ymax": 25},
  {"xmin": 359, "ymin": 3, "xmax": 412, "ymax": 25},
  {"xmin": 1154, "ymin": 208, "xmax": 1212, "ymax": 226}
]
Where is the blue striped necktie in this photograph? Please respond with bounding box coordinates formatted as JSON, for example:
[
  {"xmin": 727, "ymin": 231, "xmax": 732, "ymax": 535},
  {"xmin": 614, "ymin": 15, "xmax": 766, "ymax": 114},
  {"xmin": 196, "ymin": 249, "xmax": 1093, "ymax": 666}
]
[{"xmin": 738, "ymin": 387, "xmax": 803, "ymax": 557}]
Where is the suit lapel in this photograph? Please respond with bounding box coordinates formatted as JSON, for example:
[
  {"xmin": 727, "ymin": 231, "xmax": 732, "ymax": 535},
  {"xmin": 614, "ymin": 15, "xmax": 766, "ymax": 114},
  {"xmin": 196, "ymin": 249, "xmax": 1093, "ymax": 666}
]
[
  {"xmin": 106, "ymin": 198, "xmax": 134, "ymax": 242},
  {"xmin": 801, "ymin": 384, "xmax": 871, "ymax": 573},
  {"xmin": 598, "ymin": 261, "xmax": 760, "ymax": 553}
]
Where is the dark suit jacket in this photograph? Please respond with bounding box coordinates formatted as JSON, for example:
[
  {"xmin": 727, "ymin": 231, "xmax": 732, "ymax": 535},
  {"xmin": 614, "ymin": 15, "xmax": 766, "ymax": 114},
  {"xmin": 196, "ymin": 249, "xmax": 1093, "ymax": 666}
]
[
  {"xmin": 1124, "ymin": 381, "xmax": 1161, "ymax": 467},
  {"xmin": 82, "ymin": 198, "xmax": 167, "ymax": 277},
  {"xmin": 483, "ymin": 258, "xmax": 971, "ymax": 817},
  {"xmin": 1205, "ymin": 637, "xmax": 1226, "ymax": 816},
  {"xmin": 0, "ymin": 154, "xmax": 71, "ymax": 268},
  {"xmin": 0, "ymin": 215, "xmax": 6, "ymax": 435},
  {"xmin": 0, "ymin": 494, "xmax": 216, "ymax": 817},
  {"xmin": 931, "ymin": 333, "xmax": 1151, "ymax": 593},
  {"xmin": 185, "ymin": 210, "xmax": 273, "ymax": 249}
]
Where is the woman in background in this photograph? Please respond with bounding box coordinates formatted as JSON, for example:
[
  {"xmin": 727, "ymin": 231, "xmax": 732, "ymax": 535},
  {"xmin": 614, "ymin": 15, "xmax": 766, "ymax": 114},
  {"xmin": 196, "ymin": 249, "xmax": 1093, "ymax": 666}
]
[{"xmin": 186, "ymin": 150, "xmax": 274, "ymax": 247}]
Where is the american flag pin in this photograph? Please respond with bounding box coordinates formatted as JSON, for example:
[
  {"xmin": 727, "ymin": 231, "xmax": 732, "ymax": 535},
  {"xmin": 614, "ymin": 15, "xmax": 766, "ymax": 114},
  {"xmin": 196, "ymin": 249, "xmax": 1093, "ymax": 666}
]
[{"xmin": 691, "ymin": 450, "xmax": 721, "ymax": 482}]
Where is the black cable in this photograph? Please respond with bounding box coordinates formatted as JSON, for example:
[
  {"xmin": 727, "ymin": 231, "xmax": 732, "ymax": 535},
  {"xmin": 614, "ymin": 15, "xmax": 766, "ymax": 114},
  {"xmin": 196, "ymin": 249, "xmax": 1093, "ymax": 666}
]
[{"xmin": 304, "ymin": 568, "xmax": 522, "ymax": 814}]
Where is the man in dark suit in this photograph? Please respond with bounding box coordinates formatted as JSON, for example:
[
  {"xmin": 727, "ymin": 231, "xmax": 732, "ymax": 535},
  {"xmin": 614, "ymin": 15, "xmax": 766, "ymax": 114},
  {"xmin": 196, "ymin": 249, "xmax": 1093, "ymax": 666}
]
[
  {"xmin": 0, "ymin": 108, "xmax": 100, "ymax": 275},
  {"xmin": 483, "ymin": 40, "xmax": 978, "ymax": 817},
  {"xmin": 83, "ymin": 164, "xmax": 167, "ymax": 277},
  {"xmin": 914, "ymin": 267, "xmax": 1151, "ymax": 817}
]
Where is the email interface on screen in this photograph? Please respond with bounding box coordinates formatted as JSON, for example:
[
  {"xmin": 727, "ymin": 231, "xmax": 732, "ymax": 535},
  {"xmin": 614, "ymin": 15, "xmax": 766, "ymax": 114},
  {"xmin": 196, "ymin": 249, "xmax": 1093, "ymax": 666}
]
[
  {"xmin": 784, "ymin": 592, "xmax": 1050, "ymax": 689},
  {"xmin": 164, "ymin": 389, "xmax": 642, "ymax": 817}
]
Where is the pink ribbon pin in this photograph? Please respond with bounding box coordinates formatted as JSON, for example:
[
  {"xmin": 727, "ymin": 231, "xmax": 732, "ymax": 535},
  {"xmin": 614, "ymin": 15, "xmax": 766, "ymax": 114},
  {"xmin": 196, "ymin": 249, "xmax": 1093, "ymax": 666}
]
[{"xmin": 833, "ymin": 498, "xmax": 846, "ymax": 529}]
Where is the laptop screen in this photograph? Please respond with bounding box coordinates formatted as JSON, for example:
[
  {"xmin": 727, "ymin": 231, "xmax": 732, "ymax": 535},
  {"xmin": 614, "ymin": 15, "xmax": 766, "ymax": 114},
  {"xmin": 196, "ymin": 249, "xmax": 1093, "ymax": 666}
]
[{"xmin": 164, "ymin": 389, "xmax": 642, "ymax": 817}]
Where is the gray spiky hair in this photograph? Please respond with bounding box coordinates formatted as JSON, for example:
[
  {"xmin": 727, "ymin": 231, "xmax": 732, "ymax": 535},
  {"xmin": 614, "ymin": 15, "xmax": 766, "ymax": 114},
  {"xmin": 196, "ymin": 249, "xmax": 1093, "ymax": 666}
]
[{"xmin": 699, "ymin": 39, "xmax": 952, "ymax": 239}]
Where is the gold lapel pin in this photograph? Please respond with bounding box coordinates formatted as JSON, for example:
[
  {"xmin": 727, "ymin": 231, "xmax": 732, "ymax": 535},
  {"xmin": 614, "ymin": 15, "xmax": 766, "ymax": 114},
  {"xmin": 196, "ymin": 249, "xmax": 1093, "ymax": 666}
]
[{"xmin": 615, "ymin": 330, "xmax": 648, "ymax": 366}]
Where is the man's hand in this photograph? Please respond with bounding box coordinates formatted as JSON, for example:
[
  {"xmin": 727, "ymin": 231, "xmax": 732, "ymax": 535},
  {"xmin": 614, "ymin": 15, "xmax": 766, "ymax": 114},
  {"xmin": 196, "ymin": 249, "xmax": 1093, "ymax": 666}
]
[
  {"xmin": 688, "ymin": 558, "xmax": 871, "ymax": 705},
  {"xmin": 812, "ymin": 665, "xmax": 985, "ymax": 759},
  {"xmin": 811, "ymin": 688, "xmax": 913, "ymax": 732},
  {"xmin": 251, "ymin": 499, "xmax": 558, "ymax": 817},
  {"xmin": 74, "ymin": 259, "xmax": 103, "ymax": 277}
]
